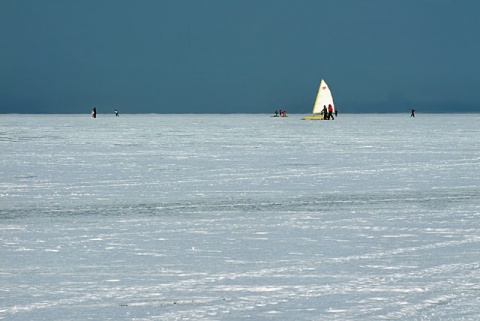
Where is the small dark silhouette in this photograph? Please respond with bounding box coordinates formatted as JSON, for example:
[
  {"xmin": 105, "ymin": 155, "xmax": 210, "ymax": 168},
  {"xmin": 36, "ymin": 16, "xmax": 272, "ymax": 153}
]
[
  {"xmin": 411, "ymin": 109, "xmax": 415, "ymax": 117},
  {"xmin": 115, "ymin": 109, "xmax": 119, "ymax": 117},
  {"xmin": 92, "ymin": 107, "xmax": 97, "ymax": 118}
]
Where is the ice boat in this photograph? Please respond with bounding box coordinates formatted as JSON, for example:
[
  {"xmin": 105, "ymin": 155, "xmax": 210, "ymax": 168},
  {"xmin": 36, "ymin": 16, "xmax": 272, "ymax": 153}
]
[{"xmin": 301, "ymin": 79, "xmax": 335, "ymax": 120}]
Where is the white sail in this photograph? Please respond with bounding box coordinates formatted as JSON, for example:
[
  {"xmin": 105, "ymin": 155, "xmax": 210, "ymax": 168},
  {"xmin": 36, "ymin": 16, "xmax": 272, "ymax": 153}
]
[{"xmin": 312, "ymin": 79, "xmax": 334, "ymax": 114}]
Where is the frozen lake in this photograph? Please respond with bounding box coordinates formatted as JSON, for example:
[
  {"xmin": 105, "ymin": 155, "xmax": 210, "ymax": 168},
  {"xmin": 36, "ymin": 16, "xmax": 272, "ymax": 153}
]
[{"xmin": 1, "ymin": 114, "xmax": 480, "ymax": 320}]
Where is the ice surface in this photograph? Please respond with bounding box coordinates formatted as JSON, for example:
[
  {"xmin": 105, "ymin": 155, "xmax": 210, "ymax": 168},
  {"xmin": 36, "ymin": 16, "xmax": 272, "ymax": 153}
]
[{"xmin": 1, "ymin": 114, "xmax": 480, "ymax": 320}]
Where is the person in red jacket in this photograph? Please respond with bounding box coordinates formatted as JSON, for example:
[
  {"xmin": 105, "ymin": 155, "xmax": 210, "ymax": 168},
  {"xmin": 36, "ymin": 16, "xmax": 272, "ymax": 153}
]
[{"xmin": 328, "ymin": 105, "xmax": 334, "ymax": 120}]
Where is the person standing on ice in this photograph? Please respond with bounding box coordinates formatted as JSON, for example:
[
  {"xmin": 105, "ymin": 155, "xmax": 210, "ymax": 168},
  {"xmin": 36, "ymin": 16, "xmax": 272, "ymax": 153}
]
[
  {"xmin": 411, "ymin": 109, "xmax": 415, "ymax": 117},
  {"xmin": 115, "ymin": 109, "xmax": 119, "ymax": 117},
  {"xmin": 328, "ymin": 104, "xmax": 334, "ymax": 120},
  {"xmin": 91, "ymin": 107, "xmax": 97, "ymax": 118}
]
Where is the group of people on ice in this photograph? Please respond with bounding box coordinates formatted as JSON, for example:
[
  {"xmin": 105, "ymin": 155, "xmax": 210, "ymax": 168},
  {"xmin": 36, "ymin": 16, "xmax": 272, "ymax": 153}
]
[
  {"xmin": 274, "ymin": 109, "xmax": 287, "ymax": 117},
  {"xmin": 323, "ymin": 104, "xmax": 336, "ymax": 120}
]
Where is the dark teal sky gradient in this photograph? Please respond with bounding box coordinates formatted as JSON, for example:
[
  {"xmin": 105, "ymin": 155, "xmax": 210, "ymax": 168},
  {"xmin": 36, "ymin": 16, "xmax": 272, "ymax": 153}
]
[{"xmin": 1, "ymin": 0, "xmax": 479, "ymax": 113}]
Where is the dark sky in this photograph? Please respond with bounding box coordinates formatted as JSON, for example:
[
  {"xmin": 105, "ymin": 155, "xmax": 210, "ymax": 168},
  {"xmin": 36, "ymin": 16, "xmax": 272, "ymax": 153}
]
[{"xmin": 1, "ymin": 0, "xmax": 479, "ymax": 114}]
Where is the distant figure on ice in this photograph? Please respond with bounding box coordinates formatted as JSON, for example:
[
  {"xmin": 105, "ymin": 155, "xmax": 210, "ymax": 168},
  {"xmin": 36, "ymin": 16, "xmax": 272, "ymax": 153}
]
[
  {"xmin": 411, "ymin": 109, "xmax": 415, "ymax": 117},
  {"xmin": 328, "ymin": 104, "xmax": 334, "ymax": 120},
  {"xmin": 281, "ymin": 110, "xmax": 287, "ymax": 117},
  {"xmin": 335, "ymin": 108, "xmax": 338, "ymax": 117},
  {"xmin": 115, "ymin": 109, "xmax": 119, "ymax": 117},
  {"xmin": 274, "ymin": 110, "xmax": 279, "ymax": 117},
  {"xmin": 91, "ymin": 107, "xmax": 97, "ymax": 118},
  {"xmin": 323, "ymin": 106, "xmax": 328, "ymax": 120}
]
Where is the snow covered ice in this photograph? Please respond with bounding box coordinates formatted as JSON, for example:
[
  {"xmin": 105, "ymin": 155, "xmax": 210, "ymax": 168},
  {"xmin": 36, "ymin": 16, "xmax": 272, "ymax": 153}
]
[{"xmin": 1, "ymin": 113, "xmax": 480, "ymax": 320}]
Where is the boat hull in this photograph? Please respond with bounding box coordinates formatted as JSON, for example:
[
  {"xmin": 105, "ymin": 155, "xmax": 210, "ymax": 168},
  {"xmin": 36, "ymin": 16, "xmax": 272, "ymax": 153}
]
[{"xmin": 301, "ymin": 115, "xmax": 325, "ymax": 120}]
